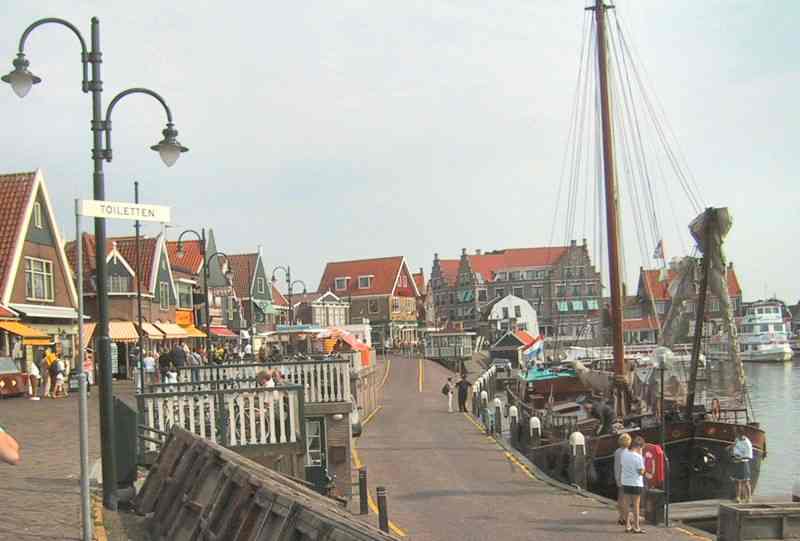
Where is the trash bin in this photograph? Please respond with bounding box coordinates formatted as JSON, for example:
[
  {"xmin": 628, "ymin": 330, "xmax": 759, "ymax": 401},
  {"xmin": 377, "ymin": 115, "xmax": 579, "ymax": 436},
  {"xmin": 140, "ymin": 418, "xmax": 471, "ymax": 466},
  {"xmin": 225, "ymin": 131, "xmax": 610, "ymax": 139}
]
[
  {"xmin": 113, "ymin": 397, "xmax": 138, "ymax": 488},
  {"xmin": 645, "ymin": 488, "xmax": 666, "ymax": 525}
]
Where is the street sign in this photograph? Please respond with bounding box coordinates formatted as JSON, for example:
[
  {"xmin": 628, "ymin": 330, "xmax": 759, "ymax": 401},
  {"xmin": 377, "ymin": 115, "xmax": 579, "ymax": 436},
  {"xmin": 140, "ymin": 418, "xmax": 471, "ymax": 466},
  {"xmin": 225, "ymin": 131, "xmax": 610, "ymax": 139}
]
[{"xmin": 78, "ymin": 199, "xmax": 171, "ymax": 223}]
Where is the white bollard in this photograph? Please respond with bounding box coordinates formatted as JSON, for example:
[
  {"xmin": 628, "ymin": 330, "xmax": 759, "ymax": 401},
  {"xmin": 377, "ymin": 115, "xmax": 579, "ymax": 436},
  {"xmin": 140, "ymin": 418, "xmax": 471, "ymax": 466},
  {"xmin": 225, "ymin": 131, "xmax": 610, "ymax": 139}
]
[
  {"xmin": 529, "ymin": 416, "xmax": 541, "ymax": 438},
  {"xmin": 568, "ymin": 431, "xmax": 586, "ymax": 454},
  {"xmin": 569, "ymin": 431, "xmax": 587, "ymax": 489},
  {"xmin": 480, "ymin": 390, "xmax": 489, "ymax": 404},
  {"xmin": 508, "ymin": 405, "xmax": 519, "ymax": 421}
]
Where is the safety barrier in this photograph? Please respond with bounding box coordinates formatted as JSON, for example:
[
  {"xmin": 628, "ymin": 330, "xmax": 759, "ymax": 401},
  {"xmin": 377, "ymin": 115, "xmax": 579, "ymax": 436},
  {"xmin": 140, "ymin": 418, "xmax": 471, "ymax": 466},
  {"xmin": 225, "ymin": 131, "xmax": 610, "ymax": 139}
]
[
  {"xmin": 135, "ymin": 427, "xmax": 397, "ymax": 540},
  {"xmin": 157, "ymin": 359, "xmax": 352, "ymax": 404},
  {"xmin": 137, "ymin": 384, "xmax": 305, "ymax": 453},
  {"xmin": 471, "ymin": 365, "xmax": 497, "ymax": 419}
]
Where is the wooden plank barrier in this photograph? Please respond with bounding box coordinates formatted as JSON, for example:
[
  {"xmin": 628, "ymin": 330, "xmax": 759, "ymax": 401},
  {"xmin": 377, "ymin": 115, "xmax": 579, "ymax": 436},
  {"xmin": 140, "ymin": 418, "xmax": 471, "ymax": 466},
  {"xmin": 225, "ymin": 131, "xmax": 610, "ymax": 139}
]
[{"xmin": 135, "ymin": 427, "xmax": 398, "ymax": 541}]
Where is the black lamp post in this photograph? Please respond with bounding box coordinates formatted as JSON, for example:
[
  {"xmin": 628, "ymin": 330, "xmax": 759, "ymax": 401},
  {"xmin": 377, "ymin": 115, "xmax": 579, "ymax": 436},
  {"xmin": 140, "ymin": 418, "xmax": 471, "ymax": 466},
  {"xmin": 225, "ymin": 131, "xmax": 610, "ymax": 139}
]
[
  {"xmin": 271, "ymin": 266, "xmax": 306, "ymax": 326},
  {"xmin": 3, "ymin": 17, "xmax": 189, "ymax": 511},
  {"xmin": 176, "ymin": 232, "xmax": 233, "ymax": 359}
]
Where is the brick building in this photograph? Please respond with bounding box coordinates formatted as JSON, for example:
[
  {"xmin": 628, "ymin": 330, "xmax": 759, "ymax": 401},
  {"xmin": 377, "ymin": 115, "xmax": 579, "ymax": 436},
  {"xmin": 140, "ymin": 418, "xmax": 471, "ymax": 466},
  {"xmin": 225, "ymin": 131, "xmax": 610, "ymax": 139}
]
[
  {"xmin": 317, "ymin": 256, "xmax": 420, "ymax": 348},
  {"xmin": 430, "ymin": 241, "xmax": 603, "ymax": 342}
]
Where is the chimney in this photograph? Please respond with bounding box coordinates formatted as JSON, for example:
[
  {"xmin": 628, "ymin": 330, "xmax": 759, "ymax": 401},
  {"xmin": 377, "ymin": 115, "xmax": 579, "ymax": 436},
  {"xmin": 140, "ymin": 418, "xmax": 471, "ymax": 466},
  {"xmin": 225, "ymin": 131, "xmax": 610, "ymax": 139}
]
[
  {"xmin": 419, "ymin": 267, "xmax": 424, "ymax": 276},
  {"xmin": 434, "ymin": 252, "xmax": 439, "ymax": 261},
  {"xmin": 570, "ymin": 239, "xmax": 577, "ymax": 247},
  {"xmin": 461, "ymin": 248, "xmax": 467, "ymax": 257},
  {"xmin": 582, "ymin": 238, "xmax": 587, "ymax": 246},
  {"xmin": 475, "ymin": 249, "xmax": 482, "ymax": 255}
]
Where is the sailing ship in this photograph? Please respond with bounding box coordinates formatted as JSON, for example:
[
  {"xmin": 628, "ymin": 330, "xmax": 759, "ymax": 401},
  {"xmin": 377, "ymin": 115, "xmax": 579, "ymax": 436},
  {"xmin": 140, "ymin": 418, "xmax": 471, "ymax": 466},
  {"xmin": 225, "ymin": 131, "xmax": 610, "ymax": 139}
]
[{"xmin": 512, "ymin": 0, "xmax": 765, "ymax": 503}]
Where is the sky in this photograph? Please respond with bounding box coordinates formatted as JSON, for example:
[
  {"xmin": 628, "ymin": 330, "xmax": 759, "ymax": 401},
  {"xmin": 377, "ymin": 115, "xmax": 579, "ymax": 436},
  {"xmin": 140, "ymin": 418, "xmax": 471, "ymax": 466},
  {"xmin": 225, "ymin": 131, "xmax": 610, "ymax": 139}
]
[{"xmin": 1, "ymin": 1, "xmax": 798, "ymax": 302}]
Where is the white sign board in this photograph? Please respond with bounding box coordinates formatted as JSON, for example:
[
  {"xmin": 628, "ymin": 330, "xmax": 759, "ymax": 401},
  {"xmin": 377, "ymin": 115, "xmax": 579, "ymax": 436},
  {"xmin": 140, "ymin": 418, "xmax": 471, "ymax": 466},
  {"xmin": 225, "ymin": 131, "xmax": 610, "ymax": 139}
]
[{"xmin": 78, "ymin": 199, "xmax": 171, "ymax": 223}]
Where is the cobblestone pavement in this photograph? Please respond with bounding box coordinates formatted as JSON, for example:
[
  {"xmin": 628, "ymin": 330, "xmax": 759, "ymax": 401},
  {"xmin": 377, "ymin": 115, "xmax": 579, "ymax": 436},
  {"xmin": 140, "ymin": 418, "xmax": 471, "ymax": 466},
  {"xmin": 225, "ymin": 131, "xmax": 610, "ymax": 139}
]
[
  {"xmin": 355, "ymin": 355, "xmax": 701, "ymax": 541},
  {"xmin": 0, "ymin": 387, "xmax": 101, "ymax": 540}
]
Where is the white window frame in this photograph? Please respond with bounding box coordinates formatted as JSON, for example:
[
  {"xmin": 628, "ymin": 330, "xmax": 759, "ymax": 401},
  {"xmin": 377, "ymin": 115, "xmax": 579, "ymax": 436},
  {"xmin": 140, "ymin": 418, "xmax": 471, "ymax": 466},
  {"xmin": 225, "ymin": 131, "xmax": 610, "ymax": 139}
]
[
  {"xmin": 392, "ymin": 297, "xmax": 401, "ymax": 313},
  {"xmin": 358, "ymin": 275, "xmax": 373, "ymax": 289},
  {"xmin": 256, "ymin": 276, "xmax": 265, "ymax": 294},
  {"xmin": 398, "ymin": 274, "xmax": 408, "ymax": 288},
  {"xmin": 228, "ymin": 298, "xmax": 236, "ymax": 321},
  {"xmin": 177, "ymin": 282, "xmax": 194, "ymax": 309},
  {"xmin": 159, "ymin": 282, "xmax": 170, "ymax": 310},
  {"xmin": 25, "ymin": 257, "xmax": 54, "ymax": 302},
  {"xmin": 33, "ymin": 201, "xmax": 43, "ymax": 229},
  {"xmin": 108, "ymin": 274, "xmax": 131, "ymax": 293},
  {"xmin": 368, "ymin": 299, "xmax": 379, "ymax": 314},
  {"xmin": 512, "ymin": 286, "xmax": 524, "ymax": 298},
  {"xmin": 335, "ymin": 277, "xmax": 348, "ymax": 291}
]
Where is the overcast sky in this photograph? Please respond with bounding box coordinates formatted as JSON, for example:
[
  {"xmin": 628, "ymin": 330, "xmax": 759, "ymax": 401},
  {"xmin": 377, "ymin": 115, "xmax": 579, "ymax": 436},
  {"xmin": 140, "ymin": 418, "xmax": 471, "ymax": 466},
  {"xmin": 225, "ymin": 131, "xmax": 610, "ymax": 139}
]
[{"xmin": 1, "ymin": 1, "xmax": 797, "ymax": 302}]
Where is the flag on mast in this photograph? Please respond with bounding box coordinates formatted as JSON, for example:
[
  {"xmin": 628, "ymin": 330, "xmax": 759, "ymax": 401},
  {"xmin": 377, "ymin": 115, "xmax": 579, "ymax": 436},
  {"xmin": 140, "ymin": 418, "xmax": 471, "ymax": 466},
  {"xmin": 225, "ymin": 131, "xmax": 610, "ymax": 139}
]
[{"xmin": 652, "ymin": 239, "xmax": 665, "ymax": 260}]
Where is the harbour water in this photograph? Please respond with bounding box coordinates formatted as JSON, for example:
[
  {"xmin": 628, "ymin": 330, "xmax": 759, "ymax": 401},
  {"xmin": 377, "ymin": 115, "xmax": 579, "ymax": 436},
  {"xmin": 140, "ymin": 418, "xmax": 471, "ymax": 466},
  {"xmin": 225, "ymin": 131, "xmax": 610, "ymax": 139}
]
[{"xmin": 744, "ymin": 359, "xmax": 799, "ymax": 498}]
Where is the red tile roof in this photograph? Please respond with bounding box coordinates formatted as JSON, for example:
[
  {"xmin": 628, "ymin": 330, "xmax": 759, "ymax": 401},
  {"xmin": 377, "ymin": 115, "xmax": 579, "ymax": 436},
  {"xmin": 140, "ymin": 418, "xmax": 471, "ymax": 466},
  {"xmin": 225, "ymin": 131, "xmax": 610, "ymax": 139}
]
[
  {"xmin": 514, "ymin": 330, "xmax": 537, "ymax": 347},
  {"xmin": 0, "ymin": 305, "xmax": 18, "ymax": 319},
  {"xmin": 623, "ymin": 316, "xmax": 659, "ymax": 331},
  {"xmin": 271, "ymin": 284, "xmax": 289, "ymax": 307},
  {"xmin": 641, "ymin": 267, "xmax": 742, "ymax": 301},
  {"xmin": 437, "ymin": 247, "xmax": 570, "ymax": 285},
  {"xmin": 412, "ymin": 271, "xmax": 425, "ymax": 291},
  {"xmin": 65, "ymin": 234, "xmax": 160, "ymax": 293},
  {"xmin": 166, "ymin": 239, "xmax": 204, "ymax": 275},
  {"xmin": 318, "ymin": 256, "xmax": 416, "ymax": 297},
  {"xmin": 0, "ymin": 172, "xmax": 36, "ymax": 297},
  {"xmin": 227, "ymin": 253, "xmax": 257, "ymax": 298}
]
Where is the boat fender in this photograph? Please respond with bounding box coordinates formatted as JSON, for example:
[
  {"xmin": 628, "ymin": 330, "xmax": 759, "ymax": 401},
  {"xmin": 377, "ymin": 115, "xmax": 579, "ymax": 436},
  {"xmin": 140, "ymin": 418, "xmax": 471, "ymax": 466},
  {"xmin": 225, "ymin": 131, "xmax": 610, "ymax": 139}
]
[
  {"xmin": 493, "ymin": 397, "xmax": 502, "ymax": 413},
  {"xmin": 509, "ymin": 405, "xmax": 518, "ymax": 420},
  {"xmin": 530, "ymin": 417, "xmax": 541, "ymax": 437},
  {"xmin": 480, "ymin": 390, "xmax": 489, "ymax": 406},
  {"xmin": 690, "ymin": 446, "xmax": 717, "ymax": 473}
]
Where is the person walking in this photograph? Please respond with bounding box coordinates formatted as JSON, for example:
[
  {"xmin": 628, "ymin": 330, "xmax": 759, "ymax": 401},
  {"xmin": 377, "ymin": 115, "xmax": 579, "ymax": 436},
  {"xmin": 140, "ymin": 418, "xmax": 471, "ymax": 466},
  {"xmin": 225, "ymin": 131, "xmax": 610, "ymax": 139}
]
[
  {"xmin": 27, "ymin": 359, "xmax": 40, "ymax": 400},
  {"xmin": 620, "ymin": 436, "xmax": 647, "ymax": 534},
  {"xmin": 731, "ymin": 427, "xmax": 754, "ymax": 503},
  {"xmin": 441, "ymin": 377, "xmax": 455, "ymax": 413},
  {"xmin": 143, "ymin": 351, "xmax": 156, "ymax": 386},
  {"xmin": 455, "ymin": 374, "xmax": 471, "ymax": 413},
  {"xmin": 614, "ymin": 433, "xmax": 633, "ymax": 525},
  {"xmin": 41, "ymin": 348, "xmax": 57, "ymax": 398}
]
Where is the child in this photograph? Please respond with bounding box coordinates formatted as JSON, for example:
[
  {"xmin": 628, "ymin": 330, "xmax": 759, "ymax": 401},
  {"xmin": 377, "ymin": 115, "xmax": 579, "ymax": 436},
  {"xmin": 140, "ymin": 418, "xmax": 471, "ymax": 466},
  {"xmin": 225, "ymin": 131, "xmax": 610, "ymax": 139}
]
[{"xmin": 52, "ymin": 358, "xmax": 66, "ymax": 398}]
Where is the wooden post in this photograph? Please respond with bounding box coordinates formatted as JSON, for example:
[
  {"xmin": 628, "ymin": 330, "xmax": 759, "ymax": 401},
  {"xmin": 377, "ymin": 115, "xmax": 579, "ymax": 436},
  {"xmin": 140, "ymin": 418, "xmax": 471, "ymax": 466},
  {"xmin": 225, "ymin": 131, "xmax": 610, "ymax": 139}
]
[
  {"xmin": 376, "ymin": 486, "xmax": 389, "ymax": 533},
  {"xmin": 358, "ymin": 468, "xmax": 368, "ymax": 515}
]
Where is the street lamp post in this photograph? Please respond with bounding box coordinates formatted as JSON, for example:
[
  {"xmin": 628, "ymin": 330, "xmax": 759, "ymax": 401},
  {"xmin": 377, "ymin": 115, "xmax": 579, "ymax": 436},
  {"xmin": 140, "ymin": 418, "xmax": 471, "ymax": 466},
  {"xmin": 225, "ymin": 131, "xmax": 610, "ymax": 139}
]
[
  {"xmin": 3, "ymin": 17, "xmax": 189, "ymax": 511},
  {"xmin": 176, "ymin": 233, "xmax": 232, "ymax": 360},
  {"xmin": 271, "ymin": 265, "xmax": 307, "ymax": 326}
]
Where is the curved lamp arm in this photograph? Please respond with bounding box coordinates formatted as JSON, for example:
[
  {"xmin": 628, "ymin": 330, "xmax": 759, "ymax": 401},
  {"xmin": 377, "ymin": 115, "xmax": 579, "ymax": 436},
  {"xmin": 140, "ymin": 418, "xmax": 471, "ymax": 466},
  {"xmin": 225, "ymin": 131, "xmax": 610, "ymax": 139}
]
[
  {"xmin": 290, "ymin": 279, "xmax": 308, "ymax": 294},
  {"xmin": 9, "ymin": 17, "xmax": 89, "ymax": 93},
  {"xmin": 101, "ymin": 87, "xmax": 187, "ymax": 165},
  {"xmin": 271, "ymin": 265, "xmax": 289, "ymax": 282},
  {"xmin": 175, "ymin": 229, "xmax": 204, "ymax": 256}
]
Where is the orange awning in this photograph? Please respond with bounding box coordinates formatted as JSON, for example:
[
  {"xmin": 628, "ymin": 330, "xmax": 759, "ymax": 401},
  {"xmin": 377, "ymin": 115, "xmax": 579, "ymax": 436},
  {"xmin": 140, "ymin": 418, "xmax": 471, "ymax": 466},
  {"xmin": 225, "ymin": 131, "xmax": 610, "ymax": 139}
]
[
  {"xmin": 154, "ymin": 321, "xmax": 189, "ymax": 339},
  {"xmin": 180, "ymin": 324, "xmax": 206, "ymax": 338},
  {"xmin": 109, "ymin": 321, "xmax": 139, "ymax": 343},
  {"xmin": 0, "ymin": 321, "xmax": 51, "ymax": 345},
  {"xmin": 82, "ymin": 323, "xmax": 97, "ymax": 341},
  {"xmin": 137, "ymin": 322, "xmax": 164, "ymax": 340}
]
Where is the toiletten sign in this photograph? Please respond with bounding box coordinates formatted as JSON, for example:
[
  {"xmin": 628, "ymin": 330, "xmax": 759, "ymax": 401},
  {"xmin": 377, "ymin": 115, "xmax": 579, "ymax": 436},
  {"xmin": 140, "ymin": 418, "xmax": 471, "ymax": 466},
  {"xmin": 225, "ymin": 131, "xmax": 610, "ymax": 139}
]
[{"xmin": 78, "ymin": 199, "xmax": 171, "ymax": 223}]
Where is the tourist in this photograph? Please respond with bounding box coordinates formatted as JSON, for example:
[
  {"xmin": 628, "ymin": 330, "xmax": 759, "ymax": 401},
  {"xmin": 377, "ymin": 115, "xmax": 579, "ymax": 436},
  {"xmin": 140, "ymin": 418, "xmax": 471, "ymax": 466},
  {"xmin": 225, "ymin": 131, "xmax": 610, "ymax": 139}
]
[
  {"xmin": 581, "ymin": 399, "xmax": 615, "ymax": 435},
  {"xmin": 172, "ymin": 342, "xmax": 187, "ymax": 370},
  {"xmin": 614, "ymin": 433, "xmax": 633, "ymax": 525},
  {"xmin": 620, "ymin": 436, "xmax": 646, "ymax": 534},
  {"xmin": 41, "ymin": 348, "xmax": 57, "ymax": 398},
  {"xmin": 52, "ymin": 357, "xmax": 66, "ymax": 398},
  {"xmin": 158, "ymin": 348, "xmax": 174, "ymax": 383},
  {"xmin": 455, "ymin": 374, "xmax": 471, "ymax": 413},
  {"xmin": 256, "ymin": 369, "xmax": 275, "ymax": 388},
  {"xmin": 143, "ymin": 351, "xmax": 156, "ymax": 385},
  {"xmin": 441, "ymin": 377, "xmax": 454, "ymax": 413},
  {"xmin": 244, "ymin": 341, "xmax": 253, "ymax": 357},
  {"xmin": 0, "ymin": 424, "xmax": 20, "ymax": 465},
  {"xmin": 257, "ymin": 344, "xmax": 267, "ymax": 363},
  {"xmin": 27, "ymin": 358, "xmax": 40, "ymax": 401},
  {"xmin": 731, "ymin": 426, "xmax": 753, "ymax": 503}
]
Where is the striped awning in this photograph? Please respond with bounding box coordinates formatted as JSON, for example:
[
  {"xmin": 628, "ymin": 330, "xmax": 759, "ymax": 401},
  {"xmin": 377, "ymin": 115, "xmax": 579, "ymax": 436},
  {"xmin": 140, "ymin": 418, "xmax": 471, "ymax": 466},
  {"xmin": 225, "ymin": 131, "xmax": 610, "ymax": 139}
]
[
  {"xmin": 82, "ymin": 323, "xmax": 97, "ymax": 340},
  {"xmin": 0, "ymin": 321, "xmax": 51, "ymax": 345},
  {"xmin": 109, "ymin": 321, "xmax": 139, "ymax": 343},
  {"xmin": 138, "ymin": 322, "xmax": 164, "ymax": 340},
  {"xmin": 154, "ymin": 321, "xmax": 189, "ymax": 339},
  {"xmin": 209, "ymin": 326, "xmax": 237, "ymax": 338},
  {"xmin": 180, "ymin": 324, "xmax": 206, "ymax": 338}
]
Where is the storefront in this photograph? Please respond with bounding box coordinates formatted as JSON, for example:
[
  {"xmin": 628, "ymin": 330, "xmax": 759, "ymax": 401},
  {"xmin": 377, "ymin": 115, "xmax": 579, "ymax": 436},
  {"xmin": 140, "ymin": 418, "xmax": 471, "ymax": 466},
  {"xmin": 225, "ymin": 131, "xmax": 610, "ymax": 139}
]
[
  {"xmin": 176, "ymin": 310, "xmax": 206, "ymax": 351},
  {"xmin": 135, "ymin": 322, "xmax": 165, "ymax": 355},
  {"xmin": 8, "ymin": 304, "xmax": 79, "ymax": 370},
  {"xmin": 0, "ymin": 319, "xmax": 50, "ymax": 396},
  {"xmin": 83, "ymin": 320, "xmax": 139, "ymax": 379}
]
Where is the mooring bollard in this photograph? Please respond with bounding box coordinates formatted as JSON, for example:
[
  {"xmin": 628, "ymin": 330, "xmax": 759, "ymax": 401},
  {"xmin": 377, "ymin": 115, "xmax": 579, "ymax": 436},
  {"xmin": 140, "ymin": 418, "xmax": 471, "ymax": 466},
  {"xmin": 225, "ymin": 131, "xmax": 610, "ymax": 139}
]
[
  {"xmin": 508, "ymin": 405, "xmax": 519, "ymax": 447},
  {"xmin": 569, "ymin": 431, "xmax": 587, "ymax": 490},
  {"xmin": 358, "ymin": 468, "xmax": 368, "ymax": 515},
  {"xmin": 530, "ymin": 416, "xmax": 541, "ymax": 447},
  {"xmin": 376, "ymin": 486, "xmax": 389, "ymax": 533},
  {"xmin": 493, "ymin": 397, "xmax": 503, "ymax": 436},
  {"xmin": 793, "ymin": 475, "xmax": 800, "ymax": 502}
]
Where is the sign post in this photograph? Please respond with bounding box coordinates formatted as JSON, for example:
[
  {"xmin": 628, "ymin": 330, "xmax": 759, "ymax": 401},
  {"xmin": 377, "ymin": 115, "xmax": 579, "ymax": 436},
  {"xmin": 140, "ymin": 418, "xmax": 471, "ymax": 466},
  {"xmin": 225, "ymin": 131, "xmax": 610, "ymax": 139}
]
[{"xmin": 78, "ymin": 199, "xmax": 171, "ymax": 223}]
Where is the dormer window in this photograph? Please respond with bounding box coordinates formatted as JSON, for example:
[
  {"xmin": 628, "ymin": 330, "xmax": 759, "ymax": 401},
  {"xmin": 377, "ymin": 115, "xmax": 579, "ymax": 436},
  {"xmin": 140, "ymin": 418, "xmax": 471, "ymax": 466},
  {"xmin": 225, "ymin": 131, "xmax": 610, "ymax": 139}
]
[
  {"xmin": 358, "ymin": 276, "xmax": 373, "ymax": 289},
  {"xmin": 399, "ymin": 274, "xmax": 408, "ymax": 288},
  {"xmin": 33, "ymin": 202, "xmax": 43, "ymax": 229},
  {"xmin": 256, "ymin": 276, "xmax": 265, "ymax": 294},
  {"xmin": 335, "ymin": 277, "xmax": 349, "ymax": 291}
]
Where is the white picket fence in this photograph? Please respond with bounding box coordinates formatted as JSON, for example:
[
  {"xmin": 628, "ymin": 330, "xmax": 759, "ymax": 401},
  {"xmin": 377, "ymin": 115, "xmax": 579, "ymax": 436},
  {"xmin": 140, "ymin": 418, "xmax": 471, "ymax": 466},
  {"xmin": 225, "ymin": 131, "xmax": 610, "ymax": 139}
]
[
  {"xmin": 138, "ymin": 385, "xmax": 303, "ymax": 452},
  {"xmin": 167, "ymin": 360, "xmax": 352, "ymax": 404}
]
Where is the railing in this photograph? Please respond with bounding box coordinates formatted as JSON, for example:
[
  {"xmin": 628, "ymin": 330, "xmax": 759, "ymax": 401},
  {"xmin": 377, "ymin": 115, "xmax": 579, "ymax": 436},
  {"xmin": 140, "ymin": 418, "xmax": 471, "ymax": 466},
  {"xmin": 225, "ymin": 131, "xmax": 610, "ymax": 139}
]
[
  {"xmin": 137, "ymin": 384, "xmax": 305, "ymax": 453},
  {"xmin": 164, "ymin": 359, "xmax": 352, "ymax": 404}
]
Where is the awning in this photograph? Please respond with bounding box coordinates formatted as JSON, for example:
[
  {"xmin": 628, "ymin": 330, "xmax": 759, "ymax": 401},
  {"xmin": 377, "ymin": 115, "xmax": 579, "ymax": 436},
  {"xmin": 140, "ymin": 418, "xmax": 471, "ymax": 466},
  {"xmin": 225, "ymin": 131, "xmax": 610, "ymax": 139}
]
[
  {"xmin": 8, "ymin": 303, "xmax": 79, "ymax": 319},
  {"xmin": 180, "ymin": 324, "xmax": 206, "ymax": 338},
  {"xmin": 137, "ymin": 323, "xmax": 165, "ymax": 340},
  {"xmin": 154, "ymin": 322, "xmax": 189, "ymax": 339},
  {"xmin": 109, "ymin": 321, "xmax": 139, "ymax": 343},
  {"xmin": 0, "ymin": 305, "xmax": 18, "ymax": 319},
  {"xmin": 82, "ymin": 323, "xmax": 97, "ymax": 341},
  {"xmin": 209, "ymin": 326, "xmax": 237, "ymax": 338},
  {"xmin": 0, "ymin": 321, "xmax": 51, "ymax": 346}
]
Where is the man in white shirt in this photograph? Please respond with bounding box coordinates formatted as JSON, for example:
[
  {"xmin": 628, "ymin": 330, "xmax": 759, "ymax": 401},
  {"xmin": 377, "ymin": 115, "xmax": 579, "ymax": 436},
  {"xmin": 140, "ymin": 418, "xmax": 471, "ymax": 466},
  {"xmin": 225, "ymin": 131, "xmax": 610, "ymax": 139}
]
[{"xmin": 731, "ymin": 427, "xmax": 754, "ymax": 503}]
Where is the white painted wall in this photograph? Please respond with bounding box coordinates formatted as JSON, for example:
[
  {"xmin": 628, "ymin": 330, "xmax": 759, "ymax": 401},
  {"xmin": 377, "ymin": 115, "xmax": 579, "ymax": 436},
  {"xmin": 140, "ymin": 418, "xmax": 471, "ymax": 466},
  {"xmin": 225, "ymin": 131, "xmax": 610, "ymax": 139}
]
[{"xmin": 488, "ymin": 295, "xmax": 539, "ymax": 336}]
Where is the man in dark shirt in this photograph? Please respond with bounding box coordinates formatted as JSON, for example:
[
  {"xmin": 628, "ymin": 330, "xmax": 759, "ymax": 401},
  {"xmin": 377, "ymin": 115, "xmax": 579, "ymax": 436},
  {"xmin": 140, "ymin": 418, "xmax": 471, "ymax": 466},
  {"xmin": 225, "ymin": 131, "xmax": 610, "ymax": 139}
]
[
  {"xmin": 582, "ymin": 399, "xmax": 615, "ymax": 435},
  {"xmin": 455, "ymin": 375, "xmax": 472, "ymax": 413},
  {"xmin": 172, "ymin": 342, "xmax": 187, "ymax": 369}
]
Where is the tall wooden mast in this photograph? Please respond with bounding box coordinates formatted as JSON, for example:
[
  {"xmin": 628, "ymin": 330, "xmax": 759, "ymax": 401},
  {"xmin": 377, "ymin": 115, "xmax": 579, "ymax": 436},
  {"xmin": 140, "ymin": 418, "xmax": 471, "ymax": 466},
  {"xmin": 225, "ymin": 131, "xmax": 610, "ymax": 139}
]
[{"xmin": 592, "ymin": 0, "xmax": 627, "ymax": 415}]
